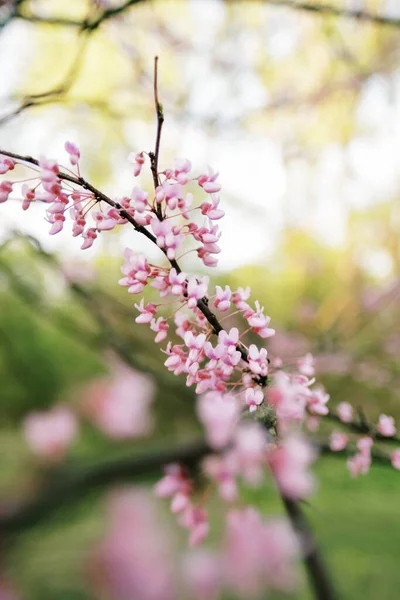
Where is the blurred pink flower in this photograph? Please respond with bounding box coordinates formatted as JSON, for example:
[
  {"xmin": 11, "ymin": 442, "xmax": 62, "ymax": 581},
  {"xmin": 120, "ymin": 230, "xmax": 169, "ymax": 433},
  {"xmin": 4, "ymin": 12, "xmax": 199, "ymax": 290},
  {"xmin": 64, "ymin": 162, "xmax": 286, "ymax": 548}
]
[
  {"xmin": 347, "ymin": 437, "xmax": 373, "ymax": 477},
  {"xmin": 377, "ymin": 414, "xmax": 396, "ymax": 437},
  {"xmin": 223, "ymin": 508, "xmax": 298, "ymax": 597},
  {"xmin": 23, "ymin": 405, "xmax": 78, "ymax": 461},
  {"xmin": 268, "ymin": 435, "xmax": 316, "ymax": 500},
  {"xmin": 329, "ymin": 432, "xmax": 348, "ymax": 452},
  {"xmin": 182, "ymin": 551, "xmax": 221, "ymax": 600},
  {"xmin": 337, "ymin": 402, "xmax": 353, "ymax": 423},
  {"xmin": 89, "ymin": 488, "xmax": 174, "ymax": 600},
  {"xmin": 390, "ymin": 449, "xmax": 400, "ymax": 470},
  {"xmin": 196, "ymin": 392, "xmax": 240, "ymax": 449},
  {"xmin": 82, "ymin": 360, "xmax": 155, "ymax": 439},
  {"xmin": 297, "ymin": 353, "xmax": 315, "ymax": 377}
]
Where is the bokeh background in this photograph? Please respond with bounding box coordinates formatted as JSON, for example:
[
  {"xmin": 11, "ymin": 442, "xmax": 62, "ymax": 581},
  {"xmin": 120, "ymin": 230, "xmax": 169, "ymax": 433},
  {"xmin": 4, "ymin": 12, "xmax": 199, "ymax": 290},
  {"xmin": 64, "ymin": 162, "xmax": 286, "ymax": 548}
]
[{"xmin": 1, "ymin": 1, "xmax": 400, "ymax": 599}]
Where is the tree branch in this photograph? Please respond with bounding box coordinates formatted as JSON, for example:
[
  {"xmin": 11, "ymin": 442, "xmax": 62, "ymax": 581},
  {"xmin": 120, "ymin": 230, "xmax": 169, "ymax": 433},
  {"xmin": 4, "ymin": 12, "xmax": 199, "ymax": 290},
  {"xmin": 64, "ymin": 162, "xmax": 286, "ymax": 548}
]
[
  {"xmin": 14, "ymin": 0, "xmax": 146, "ymax": 29},
  {"xmin": 263, "ymin": 0, "xmax": 400, "ymax": 28},
  {"xmin": 282, "ymin": 495, "xmax": 338, "ymax": 600},
  {"xmin": 0, "ymin": 438, "xmax": 210, "ymax": 536},
  {"xmin": 149, "ymin": 56, "xmax": 164, "ymax": 220},
  {"xmin": 11, "ymin": 0, "xmax": 400, "ymax": 30},
  {"xmin": 0, "ymin": 28, "xmax": 90, "ymax": 127}
]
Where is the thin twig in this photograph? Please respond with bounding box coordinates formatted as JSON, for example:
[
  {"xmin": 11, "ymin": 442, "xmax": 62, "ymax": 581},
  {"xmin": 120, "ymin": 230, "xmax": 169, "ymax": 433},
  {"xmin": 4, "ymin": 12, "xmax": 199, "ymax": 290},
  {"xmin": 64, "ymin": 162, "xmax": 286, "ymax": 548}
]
[
  {"xmin": 149, "ymin": 56, "xmax": 164, "ymax": 219},
  {"xmin": 263, "ymin": 0, "xmax": 400, "ymax": 28}
]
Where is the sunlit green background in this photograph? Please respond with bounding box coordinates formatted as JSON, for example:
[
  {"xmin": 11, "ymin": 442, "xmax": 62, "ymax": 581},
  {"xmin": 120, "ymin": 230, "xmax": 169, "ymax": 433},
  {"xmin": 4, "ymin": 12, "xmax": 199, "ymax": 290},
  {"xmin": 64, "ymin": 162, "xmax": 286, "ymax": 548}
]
[{"xmin": 1, "ymin": 1, "xmax": 400, "ymax": 599}]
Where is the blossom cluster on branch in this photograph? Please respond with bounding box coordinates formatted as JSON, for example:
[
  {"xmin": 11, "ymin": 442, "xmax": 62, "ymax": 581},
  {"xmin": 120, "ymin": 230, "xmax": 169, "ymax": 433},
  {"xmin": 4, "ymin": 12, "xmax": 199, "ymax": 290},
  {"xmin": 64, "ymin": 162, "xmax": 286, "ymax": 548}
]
[{"xmin": 0, "ymin": 140, "xmax": 399, "ymax": 599}]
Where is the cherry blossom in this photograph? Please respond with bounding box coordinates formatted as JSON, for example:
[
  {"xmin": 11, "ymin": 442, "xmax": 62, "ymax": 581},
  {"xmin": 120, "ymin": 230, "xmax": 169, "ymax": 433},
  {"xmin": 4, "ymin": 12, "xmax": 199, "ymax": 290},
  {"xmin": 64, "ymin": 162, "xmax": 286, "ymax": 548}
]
[
  {"xmin": 64, "ymin": 141, "xmax": 80, "ymax": 166},
  {"xmin": 23, "ymin": 405, "xmax": 78, "ymax": 461},
  {"xmin": 337, "ymin": 401, "xmax": 353, "ymax": 423},
  {"xmin": 377, "ymin": 414, "xmax": 396, "ymax": 437},
  {"xmin": 197, "ymin": 392, "xmax": 240, "ymax": 449},
  {"xmin": 329, "ymin": 432, "xmax": 349, "ymax": 452},
  {"xmin": 82, "ymin": 359, "xmax": 154, "ymax": 439}
]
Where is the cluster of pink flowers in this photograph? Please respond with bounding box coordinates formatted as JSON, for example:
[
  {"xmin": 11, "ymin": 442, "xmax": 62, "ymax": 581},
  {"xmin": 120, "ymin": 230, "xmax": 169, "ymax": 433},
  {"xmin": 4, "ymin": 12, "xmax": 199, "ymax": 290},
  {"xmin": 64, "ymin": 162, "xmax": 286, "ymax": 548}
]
[
  {"xmin": 330, "ymin": 405, "xmax": 400, "ymax": 474},
  {"xmin": 90, "ymin": 488, "xmax": 299, "ymax": 600},
  {"xmin": 2, "ymin": 141, "xmax": 400, "ymax": 595},
  {"xmin": 22, "ymin": 358, "xmax": 155, "ymax": 460}
]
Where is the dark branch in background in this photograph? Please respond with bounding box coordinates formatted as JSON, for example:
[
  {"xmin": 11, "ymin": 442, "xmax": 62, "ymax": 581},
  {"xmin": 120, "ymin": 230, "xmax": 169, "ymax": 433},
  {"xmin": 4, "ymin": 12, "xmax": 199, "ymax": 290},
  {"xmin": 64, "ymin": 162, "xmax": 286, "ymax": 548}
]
[
  {"xmin": 263, "ymin": 0, "xmax": 400, "ymax": 28},
  {"xmin": 0, "ymin": 438, "xmax": 210, "ymax": 536},
  {"xmin": 11, "ymin": 0, "xmax": 146, "ymax": 29},
  {"xmin": 326, "ymin": 411, "xmax": 400, "ymax": 445},
  {"xmin": 0, "ymin": 28, "xmax": 90, "ymax": 127},
  {"xmin": 282, "ymin": 496, "xmax": 338, "ymax": 600},
  {"xmin": 7, "ymin": 0, "xmax": 400, "ymax": 29}
]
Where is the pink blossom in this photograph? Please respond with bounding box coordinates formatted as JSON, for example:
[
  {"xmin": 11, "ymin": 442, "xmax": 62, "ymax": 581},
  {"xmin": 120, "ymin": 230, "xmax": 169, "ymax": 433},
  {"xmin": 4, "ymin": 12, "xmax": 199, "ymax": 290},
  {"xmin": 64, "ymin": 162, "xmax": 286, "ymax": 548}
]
[
  {"xmin": 90, "ymin": 488, "xmax": 174, "ymax": 600},
  {"xmin": 48, "ymin": 213, "xmax": 66, "ymax": 235},
  {"xmin": 119, "ymin": 249, "xmax": 151, "ymax": 294},
  {"xmin": 329, "ymin": 432, "xmax": 349, "ymax": 452},
  {"xmin": 244, "ymin": 387, "xmax": 264, "ymax": 412},
  {"xmin": 267, "ymin": 371, "xmax": 308, "ymax": 424},
  {"xmin": 307, "ymin": 386, "xmax": 329, "ymax": 416},
  {"xmin": 82, "ymin": 360, "xmax": 154, "ymax": 439},
  {"xmin": 347, "ymin": 452, "xmax": 371, "ymax": 477},
  {"xmin": 201, "ymin": 195, "xmax": 225, "ymax": 220},
  {"xmin": 182, "ymin": 551, "xmax": 221, "ymax": 600},
  {"xmin": 169, "ymin": 268, "xmax": 186, "ymax": 296},
  {"xmin": 246, "ymin": 302, "xmax": 275, "ymax": 338},
  {"xmin": 377, "ymin": 414, "xmax": 396, "ymax": 437},
  {"xmin": 197, "ymin": 392, "xmax": 239, "ymax": 449},
  {"xmin": 232, "ymin": 286, "xmax": 251, "ymax": 310},
  {"xmin": 357, "ymin": 436, "xmax": 373, "ymax": 453},
  {"xmin": 269, "ymin": 435, "xmax": 316, "ymax": 499},
  {"xmin": 185, "ymin": 331, "xmax": 206, "ymax": 363},
  {"xmin": 134, "ymin": 299, "xmax": 157, "ymax": 324},
  {"xmin": 297, "ymin": 352, "xmax": 315, "ymax": 377},
  {"xmin": 164, "ymin": 342, "xmax": 187, "ymax": 376},
  {"xmin": 0, "ymin": 181, "xmax": 12, "ymax": 203},
  {"xmin": 390, "ymin": 449, "xmax": 400, "ymax": 470},
  {"xmin": 151, "ymin": 217, "xmax": 184, "ymax": 259},
  {"xmin": 347, "ymin": 436, "xmax": 373, "ymax": 477},
  {"xmin": 81, "ymin": 227, "xmax": 97, "ymax": 249},
  {"xmin": 173, "ymin": 158, "xmax": 192, "ymax": 185},
  {"xmin": 21, "ymin": 184, "xmax": 35, "ymax": 211},
  {"xmin": 155, "ymin": 463, "xmax": 191, "ymax": 499},
  {"xmin": 248, "ymin": 344, "xmax": 268, "ymax": 377},
  {"xmin": 64, "ymin": 141, "xmax": 80, "ymax": 166},
  {"xmin": 198, "ymin": 167, "xmax": 221, "ymax": 194},
  {"xmin": 179, "ymin": 505, "xmax": 210, "ymax": 546},
  {"xmin": 223, "ymin": 508, "xmax": 298, "ymax": 596},
  {"xmin": 187, "ymin": 276, "xmax": 209, "ymax": 309},
  {"xmin": 93, "ymin": 210, "xmax": 117, "ymax": 231},
  {"xmin": 23, "ymin": 405, "xmax": 78, "ymax": 461},
  {"xmin": 0, "ymin": 154, "xmax": 15, "ymax": 174},
  {"xmin": 150, "ymin": 317, "xmax": 169, "ymax": 343},
  {"xmin": 132, "ymin": 186, "xmax": 149, "ymax": 212},
  {"xmin": 218, "ymin": 327, "xmax": 239, "ymax": 355},
  {"xmin": 129, "ymin": 151, "xmax": 145, "ymax": 177},
  {"xmin": 337, "ymin": 401, "xmax": 353, "ymax": 423},
  {"xmin": 230, "ymin": 422, "xmax": 267, "ymax": 485},
  {"xmin": 214, "ymin": 285, "xmax": 231, "ymax": 312},
  {"xmin": 202, "ymin": 455, "xmax": 238, "ymax": 501}
]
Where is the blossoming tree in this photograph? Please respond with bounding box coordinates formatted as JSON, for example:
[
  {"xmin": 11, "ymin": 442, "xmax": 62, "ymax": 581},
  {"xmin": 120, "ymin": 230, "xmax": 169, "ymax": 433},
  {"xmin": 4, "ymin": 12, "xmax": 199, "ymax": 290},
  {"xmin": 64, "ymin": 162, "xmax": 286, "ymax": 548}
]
[{"xmin": 0, "ymin": 59, "xmax": 399, "ymax": 600}]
